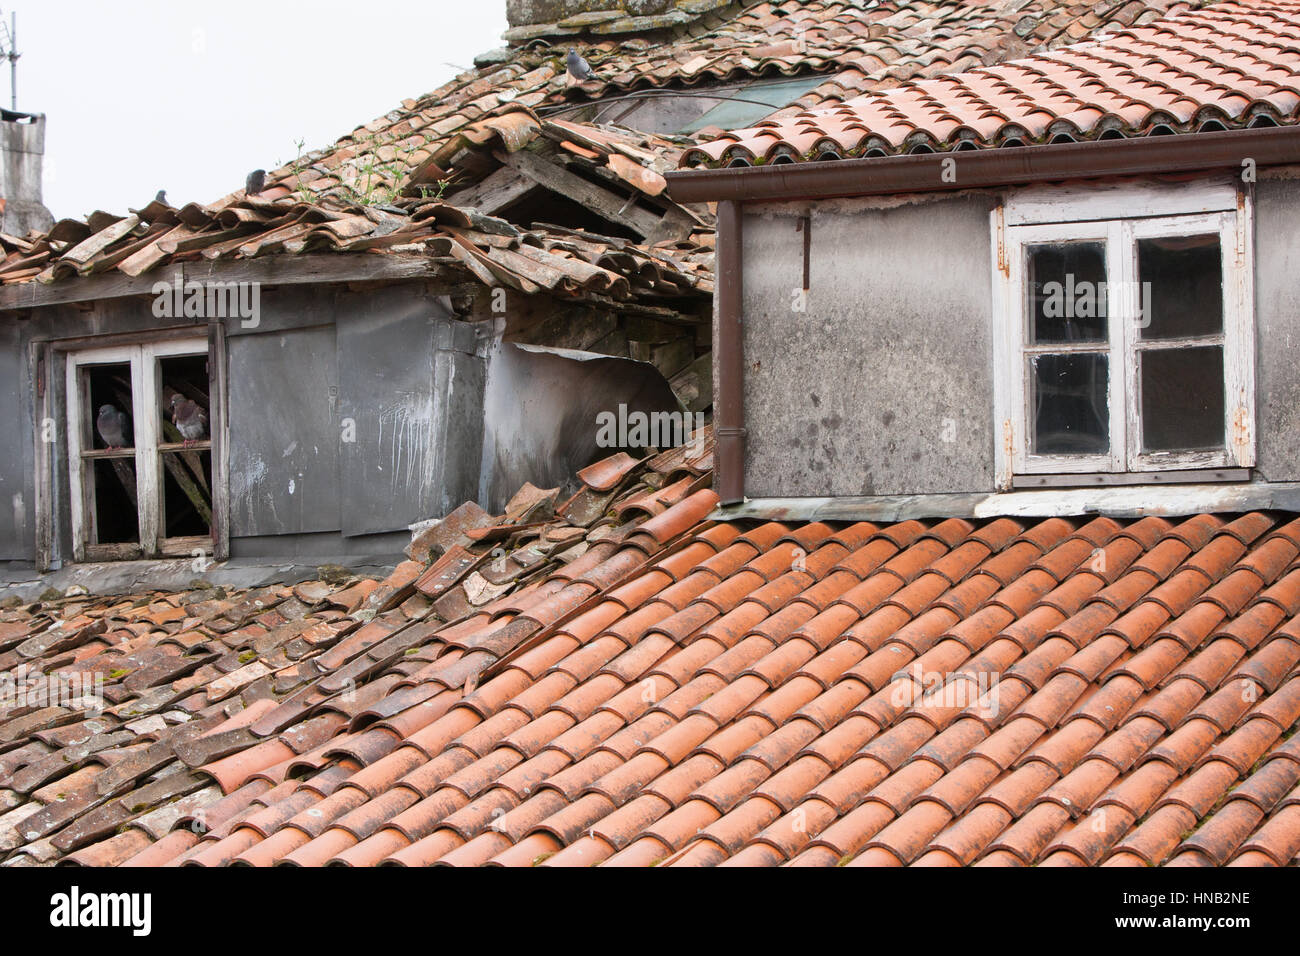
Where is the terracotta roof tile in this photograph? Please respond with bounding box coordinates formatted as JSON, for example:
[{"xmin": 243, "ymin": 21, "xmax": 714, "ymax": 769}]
[
  {"xmin": 6, "ymin": 431, "xmax": 1300, "ymax": 867},
  {"xmin": 683, "ymin": 0, "xmax": 1300, "ymax": 166}
]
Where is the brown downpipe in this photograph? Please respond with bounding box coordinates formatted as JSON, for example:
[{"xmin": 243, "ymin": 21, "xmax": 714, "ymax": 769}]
[{"xmin": 714, "ymin": 199, "xmax": 745, "ymax": 505}]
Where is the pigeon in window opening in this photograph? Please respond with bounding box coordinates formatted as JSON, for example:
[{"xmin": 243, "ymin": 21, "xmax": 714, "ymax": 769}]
[
  {"xmin": 96, "ymin": 405, "xmax": 130, "ymax": 451},
  {"xmin": 565, "ymin": 49, "xmax": 594, "ymax": 83},
  {"xmin": 169, "ymin": 395, "xmax": 208, "ymax": 446}
]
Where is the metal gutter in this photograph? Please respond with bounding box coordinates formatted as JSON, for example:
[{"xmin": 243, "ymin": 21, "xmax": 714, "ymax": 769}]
[{"xmin": 665, "ymin": 125, "xmax": 1300, "ymax": 204}]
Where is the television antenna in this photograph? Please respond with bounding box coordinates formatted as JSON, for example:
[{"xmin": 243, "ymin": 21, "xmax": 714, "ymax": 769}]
[{"xmin": 0, "ymin": 11, "xmax": 17, "ymax": 111}]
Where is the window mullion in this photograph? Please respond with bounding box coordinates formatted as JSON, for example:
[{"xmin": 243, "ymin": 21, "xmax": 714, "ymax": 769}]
[
  {"xmin": 133, "ymin": 346, "xmax": 160, "ymax": 557},
  {"xmin": 1108, "ymin": 219, "xmax": 1132, "ymax": 472},
  {"xmin": 65, "ymin": 357, "xmax": 87, "ymax": 561},
  {"xmin": 1224, "ymin": 209, "xmax": 1254, "ymax": 467}
]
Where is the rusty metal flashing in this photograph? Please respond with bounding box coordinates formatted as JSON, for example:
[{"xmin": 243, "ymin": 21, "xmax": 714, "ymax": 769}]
[
  {"xmin": 714, "ymin": 482, "xmax": 1300, "ymax": 523},
  {"xmin": 677, "ymin": 126, "xmax": 1300, "ymax": 507}
]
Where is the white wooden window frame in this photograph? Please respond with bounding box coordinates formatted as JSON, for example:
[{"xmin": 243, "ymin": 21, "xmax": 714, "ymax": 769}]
[
  {"xmin": 992, "ymin": 179, "xmax": 1254, "ymax": 487},
  {"xmin": 66, "ymin": 337, "xmax": 210, "ymax": 562}
]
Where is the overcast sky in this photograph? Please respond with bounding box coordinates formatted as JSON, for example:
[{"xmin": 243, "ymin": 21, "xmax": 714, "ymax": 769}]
[{"xmin": 8, "ymin": 1, "xmax": 509, "ymax": 221}]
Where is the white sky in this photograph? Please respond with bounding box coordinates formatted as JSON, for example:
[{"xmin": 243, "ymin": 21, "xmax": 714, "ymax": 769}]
[{"xmin": 8, "ymin": 0, "xmax": 509, "ymax": 221}]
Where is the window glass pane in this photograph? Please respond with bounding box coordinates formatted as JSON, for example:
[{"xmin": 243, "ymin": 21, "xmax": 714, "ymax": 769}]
[
  {"xmin": 159, "ymin": 354, "xmax": 210, "ymax": 447},
  {"xmin": 91, "ymin": 459, "xmax": 139, "ymax": 544},
  {"xmin": 1031, "ymin": 353, "xmax": 1109, "ymax": 455},
  {"xmin": 86, "ymin": 363, "xmax": 133, "ymax": 451},
  {"xmin": 161, "ymin": 450, "xmax": 213, "ymax": 542},
  {"xmin": 1027, "ymin": 241, "xmax": 1107, "ymax": 343},
  {"xmin": 1137, "ymin": 235, "xmax": 1222, "ymax": 339},
  {"xmin": 1140, "ymin": 346, "xmax": 1225, "ymax": 452}
]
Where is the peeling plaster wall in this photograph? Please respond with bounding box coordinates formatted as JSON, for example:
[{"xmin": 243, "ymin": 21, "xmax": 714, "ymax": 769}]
[{"xmin": 741, "ymin": 193, "xmax": 998, "ymax": 498}]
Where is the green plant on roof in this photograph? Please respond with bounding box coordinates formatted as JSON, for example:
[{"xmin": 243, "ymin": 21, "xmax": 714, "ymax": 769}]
[
  {"xmin": 289, "ymin": 137, "xmax": 313, "ymax": 204},
  {"xmin": 108, "ymin": 668, "xmax": 130, "ymax": 679},
  {"xmin": 336, "ymin": 131, "xmax": 422, "ymax": 208},
  {"xmin": 412, "ymin": 179, "xmax": 450, "ymax": 201}
]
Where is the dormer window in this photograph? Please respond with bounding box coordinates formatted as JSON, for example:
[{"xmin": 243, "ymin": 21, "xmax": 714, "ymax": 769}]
[{"xmin": 994, "ymin": 180, "xmax": 1254, "ymax": 486}]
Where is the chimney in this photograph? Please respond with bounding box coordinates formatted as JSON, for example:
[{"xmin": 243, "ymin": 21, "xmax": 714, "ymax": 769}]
[
  {"xmin": 0, "ymin": 108, "xmax": 53, "ymax": 235},
  {"xmin": 506, "ymin": 1, "xmax": 672, "ymax": 28}
]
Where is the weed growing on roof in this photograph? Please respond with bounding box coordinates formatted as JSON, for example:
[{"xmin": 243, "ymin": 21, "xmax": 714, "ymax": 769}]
[
  {"xmin": 412, "ymin": 179, "xmax": 450, "ymax": 201},
  {"xmin": 330, "ymin": 130, "xmax": 424, "ymax": 207}
]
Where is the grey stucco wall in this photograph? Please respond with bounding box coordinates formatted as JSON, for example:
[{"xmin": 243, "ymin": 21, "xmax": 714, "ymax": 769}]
[
  {"xmin": 741, "ymin": 193, "xmax": 998, "ymax": 498},
  {"xmin": 1252, "ymin": 175, "xmax": 1300, "ymax": 482}
]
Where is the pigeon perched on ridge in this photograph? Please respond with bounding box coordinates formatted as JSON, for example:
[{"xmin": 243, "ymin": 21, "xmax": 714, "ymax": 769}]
[
  {"xmin": 169, "ymin": 395, "xmax": 208, "ymax": 445},
  {"xmin": 566, "ymin": 49, "xmax": 594, "ymax": 82},
  {"xmin": 245, "ymin": 169, "xmax": 266, "ymax": 196},
  {"xmin": 96, "ymin": 404, "xmax": 129, "ymax": 450},
  {"xmin": 154, "ymin": 189, "xmax": 167, "ymax": 205}
]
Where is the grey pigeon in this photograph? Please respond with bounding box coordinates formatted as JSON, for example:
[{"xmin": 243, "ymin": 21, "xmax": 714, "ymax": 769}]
[
  {"xmin": 245, "ymin": 169, "xmax": 266, "ymax": 196},
  {"xmin": 96, "ymin": 404, "xmax": 129, "ymax": 450},
  {"xmin": 566, "ymin": 49, "xmax": 593, "ymax": 82},
  {"xmin": 154, "ymin": 189, "xmax": 167, "ymax": 205},
  {"xmin": 169, "ymin": 395, "xmax": 208, "ymax": 444}
]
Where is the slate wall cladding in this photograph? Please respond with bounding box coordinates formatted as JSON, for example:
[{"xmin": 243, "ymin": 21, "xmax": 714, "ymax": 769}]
[{"xmin": 741, "ymin": 192, "xmax": 998, "ymax": 498}]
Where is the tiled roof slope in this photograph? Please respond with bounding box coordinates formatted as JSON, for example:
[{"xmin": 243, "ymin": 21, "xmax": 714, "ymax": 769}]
[
  {"xmin": 6, "ymin": 453, "xmax": 1300, "ymax": 866},
  {"xmin": 682, "ymin": 0, "xmax": 1299, "ymax": 166},
  {"xmin": 0, "ymin": 2, "xmax": 1188, "ymax": 295},
  {"xmin": 258, "ymin": 0, "xmax": 1196, "ymax": 206}
]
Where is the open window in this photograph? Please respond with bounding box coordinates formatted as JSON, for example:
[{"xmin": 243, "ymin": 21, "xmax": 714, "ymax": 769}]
[
  {"xmin": 995, "ymin": 181, "xmax": 1254, "ymax": 486},
  {"xmin": 66, "ymin": 338, "xmax": 221, "ymax": 561}
]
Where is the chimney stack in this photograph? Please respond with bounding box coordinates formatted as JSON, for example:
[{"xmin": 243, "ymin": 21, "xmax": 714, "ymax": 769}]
[{"xmin": 0, "ymin": 108, "xmax": 53, "ymax": 234}]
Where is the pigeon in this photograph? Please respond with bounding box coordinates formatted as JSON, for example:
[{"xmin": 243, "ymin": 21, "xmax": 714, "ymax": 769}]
[
  {"xmin": 566, "ymin": 49, "xmax": 594, "ymax": 82},
  {"xmin": 169, "ymin": 395, "xmax": 208, "ymax": 445},
  {"xmin": 96, "ymin": 404, "xmax": 129, "ymax": 450},
  {"xmin": 154, "ymin": 189, "xmax": 167, "ymax": 205},
  {"xmin": 245, "ymin": 169, "xmax": 266, "ymax": 196}
]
